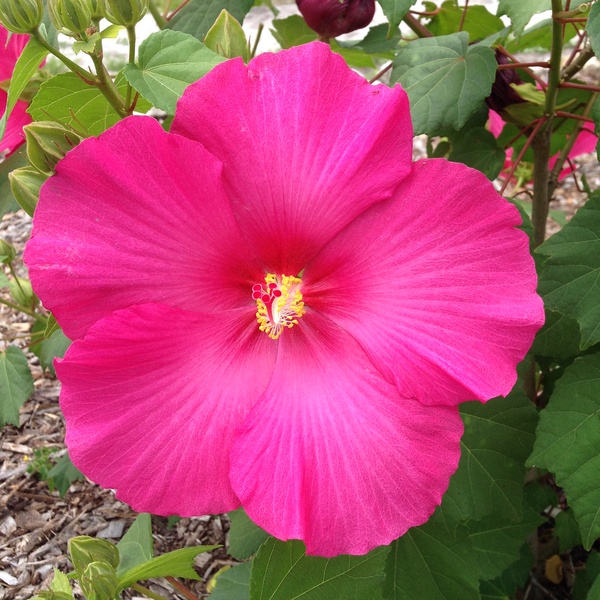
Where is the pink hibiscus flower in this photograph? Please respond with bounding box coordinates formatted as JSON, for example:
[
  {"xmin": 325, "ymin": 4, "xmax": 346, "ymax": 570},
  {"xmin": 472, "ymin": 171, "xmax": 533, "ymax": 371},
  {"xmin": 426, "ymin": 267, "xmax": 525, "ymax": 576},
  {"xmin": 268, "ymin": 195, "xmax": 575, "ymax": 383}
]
[
  {"xmin": 1, "ymin": 27, "xmax": 32, "ymax": 157},
  {"xmin": 25, "ymin": 43, "xmax": 544, "ymax": 557},
  {"xmin": 489, "ymin": 109, "xmax": 598, "ymax": 183}
]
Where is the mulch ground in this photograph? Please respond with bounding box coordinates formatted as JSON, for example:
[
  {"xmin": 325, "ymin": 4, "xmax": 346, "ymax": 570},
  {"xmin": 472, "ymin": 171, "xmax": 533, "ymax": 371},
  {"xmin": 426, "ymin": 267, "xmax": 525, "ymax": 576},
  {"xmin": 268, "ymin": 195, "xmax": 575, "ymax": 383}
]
[{"xmin": 1, "ymin": 147, "xmax": 599, "ymax": 599}]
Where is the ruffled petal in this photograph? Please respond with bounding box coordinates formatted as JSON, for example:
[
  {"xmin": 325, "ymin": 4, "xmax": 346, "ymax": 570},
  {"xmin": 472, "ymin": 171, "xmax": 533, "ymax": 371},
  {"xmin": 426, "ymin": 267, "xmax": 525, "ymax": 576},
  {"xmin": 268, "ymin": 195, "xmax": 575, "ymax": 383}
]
[
  {"xmin": 230, "ymin": 311, "xmax": 463, "ymax": 556},
  {"xmin": 57, "ymin": 303, "xmax": 277, "ymax": 516},
  {"xmin": 172, "ymin": 42, "xmax": 412, "ymax": 275},
  {"xmin": 25, "ymin": 116, "xmax": 261, "ymax": 340},
  {"xmin": 0, "ymin": 97, "xmax": 30, "ymax": 156},
  {"xmin": 304, "ymin": 159, "xmax": 544, "ymax": 406}
]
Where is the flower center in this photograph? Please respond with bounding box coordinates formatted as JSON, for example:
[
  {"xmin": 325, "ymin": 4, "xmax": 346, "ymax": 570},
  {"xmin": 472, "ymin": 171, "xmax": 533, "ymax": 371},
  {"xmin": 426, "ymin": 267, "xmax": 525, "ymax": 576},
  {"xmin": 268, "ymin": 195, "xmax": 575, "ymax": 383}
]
[{"xmin": 252, "ymin": 274, "xmax": 305, "ymax": 340}]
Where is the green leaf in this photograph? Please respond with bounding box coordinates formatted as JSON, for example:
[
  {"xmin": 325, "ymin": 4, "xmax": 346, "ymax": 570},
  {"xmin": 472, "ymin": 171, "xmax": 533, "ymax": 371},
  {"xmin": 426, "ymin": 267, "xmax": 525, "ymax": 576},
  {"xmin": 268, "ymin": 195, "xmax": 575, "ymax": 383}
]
[
  {"xmin": 531, "ymin": 310, "xmax": 581, "ymax": 359},
  {"xmin": 356, "ymin": 24, "xmax": 401, "ymax": 56},
  {"xmin": 442, "ymin": 388, "xmax": 539, "ymax": 525},
  {"xmin": 528, "ymin": 354, "xmax": 600, "ymax": 549},
  {"xmin": 0, "ymin": 151, "xmax": 28, "ymax": 218},
  {"xmin": 497, "ymin": 0, "xmax": 551, "ymax": 36},
  {"xmin": 448, "ymin": 127, "xmax": 505, "ymax": 180},
  {"xmin": 554, "ymin": 508, "xmax": 583, "ymax": 553},
  {"xmin": 228, "ymin": 509, "xmax": 270, "ymax": 560},
  {"xmin": 47, "ymin": 453, "xmax": 84, "ymax": 496},
  {"xmin": 40, "ymin": 328, "xmax": 70, "ymax": 374},
  {"xmin": 587, "ymin": 2, "xmax": 600, "ymax": 61},
  {"xmin": 210, "ymin": 562, "xmax": 251, "ymax": 600},
  {"xmin": 378, "ymin": 0, "xmax": 414, "ymax": 36},
  {"xmin": 467, "ymin": 504, "xmax": 544, "ymax": 581},
  {"xmin": 117, "ymin": 545, "xmax": 219, "ymax": 590},
  {"xmin": 166, "ymin": 0, "xmax": 253, "ymax": 41},
  {"xmin": 0, "ymin": 346, "xmax": 34, "ymax": 426},
  {"xmin": 250, "ymin": 539, "xmax": 388, "ymax": 600},
  {"xmin": 270, "ymin": 15, "xmax": 317, "ymax": 49},
  {"xmin": 573, "ymin": 552, "xmax": 600, "ymax": 600},
  {"xmin": 383, "ymin": 512, "xmax": 480, "ymax": 600},
  {"xmin": 116, "ymin": 513, "xmax": 154, "ymax": 576},
  {"xmin": 50, "ymin": 568, "xmax": 72, "ymax": 594},
  {"xmin": 589, "ymin": 570, "xmax": 600, "ymax": 600},
  {"xmin": 0, "ymin": 38, "xmax": 47, "ymax": 140},
  {"xmin": 123, "ymin": 30, "xmax": 225, "ymax": 114},
  {"xmin": 427, "ymin": 1, "xmax": 504, "ymax": 41},
  {"xmin": 29, "ymin": 73, "xmax": 120, "ymax": 136},
  {"xmin": 391, "ymin": 32, "xmax": 496, "ymax": 135},
  {"xmin": 479, "ymin": 544, "xmax": 534, "ymax": 600},
  {"xmin": 537, "ymin": 192, "xmax": 600, "ymax": 350}
]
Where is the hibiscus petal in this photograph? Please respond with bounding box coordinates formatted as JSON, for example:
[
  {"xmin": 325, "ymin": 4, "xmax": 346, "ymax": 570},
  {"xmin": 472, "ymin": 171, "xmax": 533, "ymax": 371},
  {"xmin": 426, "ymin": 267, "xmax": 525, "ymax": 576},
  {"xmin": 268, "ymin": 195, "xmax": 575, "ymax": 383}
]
[
  {"xmin": 0, "ymin": 97, "xmax": 30, "ymax": 156},
  {"xmin": 304, "ymin": 159, "xmax": 544, "ymax": 405},
  {"xmin": 230, "ymin": 311, "xmax": 463, "ymax": 556},
  {"xmin": 25, "ymin": 116, "xmax": 261, "ymax": 340},
  {"xmin": 57, "ymin": 303, "xmax": 277, "ymax": 515},
  {"xmin": 172, "ymin": 42, "xmax": 412, "ymax": 275},
  {"xmin": 0, "ymin": 29, "xmax": 29, "ymax": 81}
]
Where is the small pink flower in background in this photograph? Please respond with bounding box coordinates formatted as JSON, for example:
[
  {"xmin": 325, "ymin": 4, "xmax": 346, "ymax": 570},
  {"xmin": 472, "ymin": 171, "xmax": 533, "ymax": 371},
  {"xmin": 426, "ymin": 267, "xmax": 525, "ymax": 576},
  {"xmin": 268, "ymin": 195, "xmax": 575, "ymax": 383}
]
[
  {"xmin": 489, "ymin": 109, "xmax": 598, "ymax": 183},
  {"xmin": 0, "ymin": 26, "xmax": 32, "ymax": 158},
  {"xmin": 25, "ymin": 43, "xmax": 544, "ymax": 557}
]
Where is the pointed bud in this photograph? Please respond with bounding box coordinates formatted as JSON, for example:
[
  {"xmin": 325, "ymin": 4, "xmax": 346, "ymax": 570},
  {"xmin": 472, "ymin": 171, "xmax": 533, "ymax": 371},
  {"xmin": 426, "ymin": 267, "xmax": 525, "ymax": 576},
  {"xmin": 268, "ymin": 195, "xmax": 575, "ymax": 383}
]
[
  {"xmin": 9, "ymin": 166, "xmax": 48, "ymax": 216},
  {"xmin": 48, "ymin": 0, "xmax": 92, "ymax": 35},
  {"xmin": 68, "ymin": 536, "xmax": 120, "ymax": 576},
  {"xmin": 9, "ymin": 276, "xmax": 36, "ymax": 308},
  {"xmin": 80, "ymin": 562, "xmax": 119, "ymax": 600},
  {"xmin": 0, "ymin": 239, "xmax": 17, "ymax": 264},
  {"xmin": 24, "ymin": 121, "xmax": 83, "ymax": 174},
  {"xmin": 296, "ymin": 0, "xmax": 375, "ymax": 39},
  {"xmin": 0, "ymin": 0, "xmax": 43, "ymax": 33},
  {"xmin": 204, "ymin": 10, "xmax": 250, "ymax": 62},
  {"xmin": 100, "ymin": 0, "xmax": 147, "ymax": 27}
]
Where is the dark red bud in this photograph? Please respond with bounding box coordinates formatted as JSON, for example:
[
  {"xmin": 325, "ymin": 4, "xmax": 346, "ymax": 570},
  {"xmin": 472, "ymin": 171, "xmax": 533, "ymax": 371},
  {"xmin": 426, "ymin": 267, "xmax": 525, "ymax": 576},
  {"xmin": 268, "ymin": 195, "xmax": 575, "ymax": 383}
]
[
  {"xmin": 296, "ymin": 0, "xmax": 375, "ymax": 39},
  {"xmin": 485, "ymin": 50, "xmax": 526, "ymax": 113}
]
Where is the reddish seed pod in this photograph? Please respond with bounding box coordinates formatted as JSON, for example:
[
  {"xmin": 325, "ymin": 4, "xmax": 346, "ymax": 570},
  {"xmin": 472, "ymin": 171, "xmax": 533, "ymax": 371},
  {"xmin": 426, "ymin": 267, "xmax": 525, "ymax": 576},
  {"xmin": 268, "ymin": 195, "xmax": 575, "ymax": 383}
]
[{"xmin": 296, "ymin": 0, "xmax": 375, "ymax": 39}]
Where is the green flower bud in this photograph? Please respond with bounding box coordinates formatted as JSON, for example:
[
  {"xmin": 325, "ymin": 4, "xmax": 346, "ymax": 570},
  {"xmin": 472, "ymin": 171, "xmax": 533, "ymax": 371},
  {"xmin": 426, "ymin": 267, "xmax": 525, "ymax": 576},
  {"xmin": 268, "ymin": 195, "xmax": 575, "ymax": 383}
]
[
  {"xmin": 0, "ymin": 0, "xmax": 43, "ymax": 33},
  {"xmin": 48, "ymin": 0, "xmax": 92, "ymax": 35},
  {"xmin": 9, "ymin": 166, "xmax": 48, "ymax": 216},
  {"xmin": 9, "ymin": 276, "xmax": 36, "ymax": 308},
  {"xmin": 204, "ymin": 10, "xmax": 250, "ymax": 63},
  {"xmin": 24, "ymin": 121, "xmax": 83, "ymax": 174},
  {"xmin": 0, "ymin": 239, "xmax": 16, "ymax": 264},
  {"xmin": 80, "ymin": 562, "xmax": 119, "ymax": 600},
  {"xmin": 100, "ymin": 0, "xmax": 147, "ymax": 27},
  {"xmin": 68, "ymin": 537, "xmax": 120, "ymax": 576}
]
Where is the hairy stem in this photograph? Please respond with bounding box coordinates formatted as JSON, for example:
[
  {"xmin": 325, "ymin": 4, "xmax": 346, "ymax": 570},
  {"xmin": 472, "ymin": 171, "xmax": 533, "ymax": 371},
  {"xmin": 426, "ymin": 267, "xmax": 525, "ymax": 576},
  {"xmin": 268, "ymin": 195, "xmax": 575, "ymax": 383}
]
[
  {"xmin": 32, "ymin": 30, "xmax": 95, "ymax": 84},
  {"xmin": 0, "ymin": 298, "xmax": 46, "ymax": 323}
]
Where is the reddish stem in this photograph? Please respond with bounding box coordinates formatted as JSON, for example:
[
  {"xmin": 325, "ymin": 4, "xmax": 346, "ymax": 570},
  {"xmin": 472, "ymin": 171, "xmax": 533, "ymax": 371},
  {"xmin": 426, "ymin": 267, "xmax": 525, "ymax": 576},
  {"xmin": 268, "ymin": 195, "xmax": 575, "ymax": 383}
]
[
  {"xmin": 496, "ymin": 46, "xmax": 548, "ymax": 89},
  {"xmin": 496, "ymin": 61, "xmax": 551, "ymax": 69},
  {"xmin": 560, "ymin": 80, "xmax": 600, "ymax": 93},
  {"xmin": 555, "ymin": 110, "xmax": 594, "ymax": 122},
  {"xmin": 458, "ymin": 0, "xmax": 469, "ymax": 31},
  {"xmin": 165, "ymin": 577, "xmax": 201, "ymax": 600},
  {"xmin": 499, "ymin": 118, "xmax": 547, "ymax": 195}
]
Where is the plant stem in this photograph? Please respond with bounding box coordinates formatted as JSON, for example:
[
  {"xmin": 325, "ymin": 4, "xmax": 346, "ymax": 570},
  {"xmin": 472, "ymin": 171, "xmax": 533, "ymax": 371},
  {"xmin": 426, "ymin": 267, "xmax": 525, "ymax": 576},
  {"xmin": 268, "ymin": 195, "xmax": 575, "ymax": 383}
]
[
  {"xmin": 148, "ymin": 0, "xmax": 167, "ymax": 27},
  {"xmin": 165, "ymin": 577, "xmax": 201, "ymax": 600},
  {"xmin": 550, "ymin": 92, "xmax": 598, "ymax": 195},
  {"xmin": 369, "ymin": 62, "xmax": 393, "ymax": 84},
  {"xmin": 403, "ymin": 13, "xmax": 432, "ymax": 37},
  {"xmin": 32, "ymin": 30, "xmax": 95, "ymax": 84},
  {"xmin": 125, "ymin": 26, "xmax": 136, "ymax": 109},
  {"xmin": 251, "ymin": 23, "xmax": 263, "ymax": 59},
  {"xmin": 89, "ymin": 53, "xmax": 128, "ymax": 117},
  {"xmin": 530, "ymin": 0, "xmax": 564, "ymax": 247},
  {"xmin": 458, "ymin": 0, "xmax": 469, "ymax": 32},
  {"xmin": 0, "ymin": 298, "xmax": 46, "ymax": 323},
  {"xmin": 131, "ymin": 583, "xmax": 170, "ymax": 600},
  {"xmin": 561, "ymin": 46, "xmax": 594, "ymax": 79}
]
